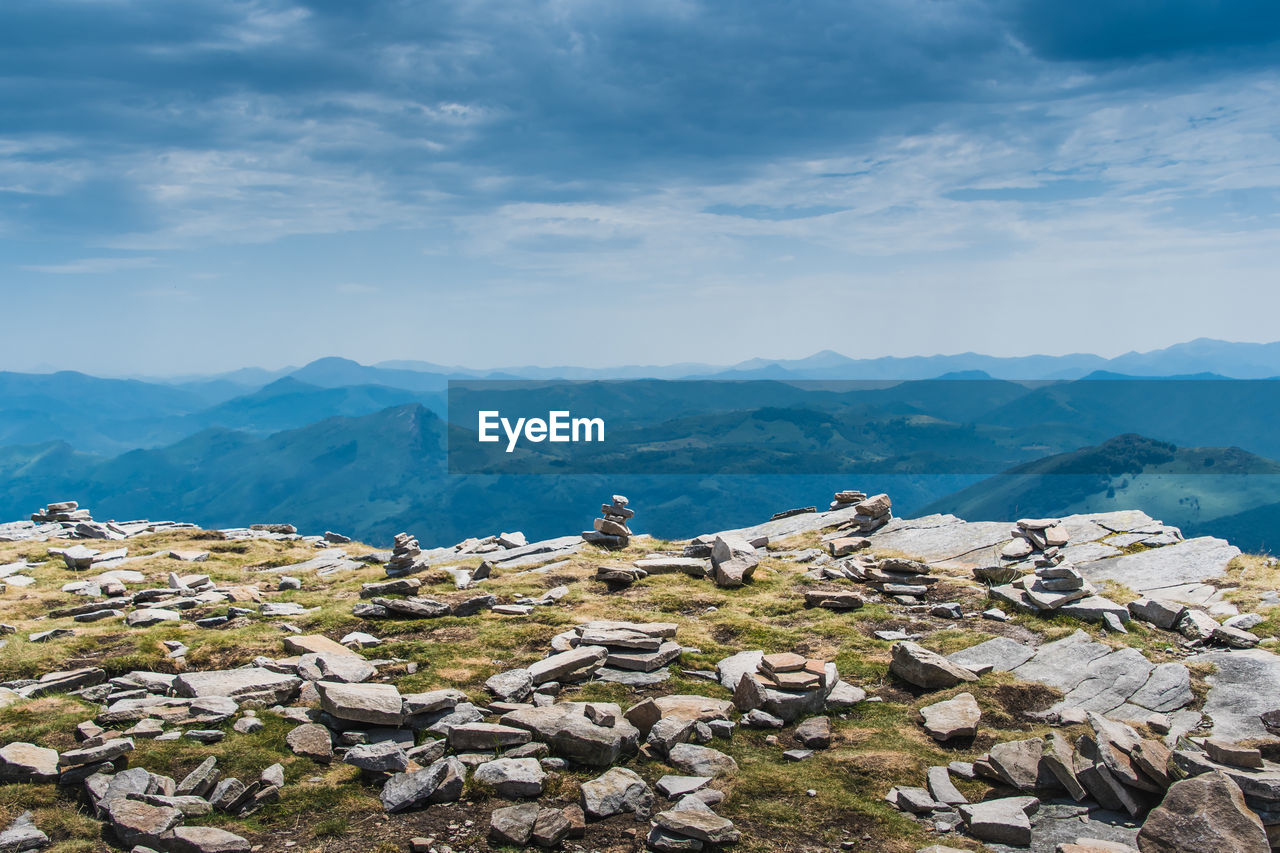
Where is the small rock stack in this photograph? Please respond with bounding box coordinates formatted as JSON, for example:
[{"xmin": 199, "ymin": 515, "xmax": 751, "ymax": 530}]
[
  {"xmin": 1000, "ymin": 518, "xmax": 1069, "ymax": 565},
  {"xmin": 384, "ymin": 533, "xmax": 423, "ymax": 577},
  {"xmin": 31, "ymin": 500, "xmax": 90, "ymax": 524},
  {"xmin": 723, "ymin": 650, "xmax": 850, "ymax": 724},
  {"xmin": 829, "ymin": 489, "xmax": 866, "ymax": 511},
  {"xmin": 844, "ymin": 493, "xmax": 893, "ymax": 534},
  {"xmin": 863, "ymin": 556, "xmax": 937, "ymax": 604},
  {"xmin": 583, "ymin": 495, "xmax": 632, "ymax": 550}
]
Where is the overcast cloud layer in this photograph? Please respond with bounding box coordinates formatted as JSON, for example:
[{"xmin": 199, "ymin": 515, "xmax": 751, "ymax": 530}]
[{"xmin": 2, "ymin": 0, "xmax": 1279, "ymax": 374}]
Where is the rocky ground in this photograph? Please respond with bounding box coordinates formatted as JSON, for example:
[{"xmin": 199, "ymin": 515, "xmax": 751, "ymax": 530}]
[{"xmin": 0, "ymin": 495, "xmax": 1278, "ymax": 853}]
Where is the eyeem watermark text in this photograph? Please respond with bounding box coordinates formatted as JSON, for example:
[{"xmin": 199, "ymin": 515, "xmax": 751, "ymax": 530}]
[{"xmin": 478, "ymin": 410, "xmax": 605, "ymax": 452}]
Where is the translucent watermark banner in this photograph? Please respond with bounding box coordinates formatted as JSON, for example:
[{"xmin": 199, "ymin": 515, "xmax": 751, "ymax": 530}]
[{"xmin": 446, "ymin": 378, "xmax": 1280, "ymax": 476}]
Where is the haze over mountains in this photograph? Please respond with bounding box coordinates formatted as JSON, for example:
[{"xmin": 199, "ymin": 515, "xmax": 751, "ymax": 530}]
[{"xmin": 2, "ymin": 337, "xmax": 1279, "ymax": 552}]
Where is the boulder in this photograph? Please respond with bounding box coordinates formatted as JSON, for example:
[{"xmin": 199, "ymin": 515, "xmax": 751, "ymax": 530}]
[
  {"xmin": 653, "ymin": 809, "xmax": 740, "ymax": 844},
  {"xmin": 794, "ymin": 716, "xmax": 831, "ymax": 749},
  {"xmin": 920, "ymin": 693, "xmax": 980, "ymax": 741},
  {"xmin": 285, "ymin": 723, "xmax": 333, "ymax": 764},
  {"xmin": 489, "ymin": 803, "xmax": 539, "ymax": 845},
  {"xmin": 0, "ymin": 743, "xmax": 59, "ymax": 782},
  {"xmin": 104, "ymin": 799, "xmax": 182, "ymax": 848},
  {"xmin": 988, "ymin": 738, "xmax": 1044, "ymax": 792},
  {"xmin": 381, "ymin": 760, "xmax": 450, "ymax": 813},
  {"xmin": 527, "ymin": 647, "xmax": 608, "ymax": 684},
  {"xmin": 580, "ymin": 767, "xmax": 653, "ymax": 819},
  {"xmin": 317, "ymin": 681, "xmax": 404, "ymax": 726},
  {"xmin": 473, "ymin": 757, "xmax": 545, "ymax": 798},
  {"xmin": 957, "ymin": 796, "xmax": 1038, "ymax": 846},
  {"xmin": 344, "ymin": 741, "xmax": 409, "ymax": 773},
  {"xmin": 1128, "ymin": 598, "xmax": 1186, "ymax": 630},
  {"xmin": 890, "ymin": 642, "xmax": 979, "ymax": 689},
  {"xmin": 0, "ymin": 811, "xmax": 49, "ymax": 853},
  {"xmin": 1136, "ymin": 771, "xmax": 1268, "ymax": 853},
  {"xmin": 667, "ymin": 743, "xmax": 738, "ymax": 778},
  {"xmin": 501, "ymin": 703, "xmax": 640, "ymax": 766},
  {"xmin": 173, "ymin": 669, "xmax": 300, "ymax": 704},
  {"xmin": 485, "ymin": 669, "xmax": 533, "ymax": 703}
]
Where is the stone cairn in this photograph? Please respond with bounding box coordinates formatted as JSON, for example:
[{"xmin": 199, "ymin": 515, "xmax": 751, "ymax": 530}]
[
  {"xmin": 383, "ymin": 532, "xmax": 423, "ymax": 577},
  {"xmin": 583, "ymin": 495, "xmax": 632, "ymax": 550},
  {"xmin": 31, "ymin": 500, "xmax": 90, "ymax": 524}
]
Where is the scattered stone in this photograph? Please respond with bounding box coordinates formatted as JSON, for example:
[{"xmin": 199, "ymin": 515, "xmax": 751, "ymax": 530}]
[
  {"xmin": 890, "ymin": 642, "xmax": 979, "ymax": 689},
  {"xmin": 920, "ymin": 692, "xmax": 980, "ymax": 741}
]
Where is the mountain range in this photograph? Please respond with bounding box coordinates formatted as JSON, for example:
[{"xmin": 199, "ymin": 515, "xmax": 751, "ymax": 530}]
[{"xmin": 3, "ymin": 337, "xmax": 1279, "ymax": 552}]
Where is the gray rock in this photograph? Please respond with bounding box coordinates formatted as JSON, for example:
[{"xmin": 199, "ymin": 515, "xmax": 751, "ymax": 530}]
[
  {"xmin": 890, "ymin": 642, "xmax": 978, "ymax": 689},
  {"xmin": 104, "ymin": 799, "xmax": 181, "ymax": 848},
  {"xmin": 0, "ymin": 811, "xmax": 48, "ymax": 853},
  {"xmin": 920, "ymin": 692, "xmax": 980, "ymax": 741},
  {"xmin": 653, "ymin": 809, "xmax": 739, "ymax": 844},
  {"xmin": 0, "ymin": 743, "xmax": 59, "ymax": 783},
  {"xmin": 580, "ymin": 766, "xmax": 652, "ymax": 818},
  {"xmin": 344, "ymin": 741, "xmax": 408, "ymax": 773},
  {"xmin": 957, "ymin": 796, "xmax": 1038, "ymax": 846},
  {"xmin": 667, "ymin": 744, "xmax": 737, "ymax": 778},
  {"xmin": 1137, "ymin": 770, "xmax": 1268, "ymax": 853},
  {"xmin": 1188, "ymin": 648, "xmax": 1280, "ymax": 741},
  {"xmin": 176, "ymin": 757, "xmax": 219, "ymax": 797},
  {"xmin": 173, "ymin": 668, "xmax": 300, "ymax": 704},
  {"xmin": 448, "ymin": 723, "xmax": 532, "ymax": 751},
  {"xmin": 501, "ymin": 703, "xmax": 640, "ymax": 766},
  {"xmin": 380, "ymin": 760, "xmax": 450, "ymax": 813},
  {"xmin": 488, "ymin": 803, "xmax": 539, "ymax": 845},
  {"xmin": 1128, "ymin": 597, "xmax": 1186, "ymax": 629},
  {"xmin": 484, "ymin": 668, "xmax": 533, "ymax": 703},
  {"xmin": 656, "ymin": 775, "xmax": 711, "ymax": 800},
  {"xmin": 285, "ymin": 724, "xmax": 332, "ymax": 764},
  {"xmin": 926, "ymin": 765, "xmax": 967, "ymax": 805},
  {"xmin": 987, "ymin": 738, "xmax": 1044, "ymax": 791},
  {"xmin": 165, "ymin": 826, "xmax": 251, "ymax": 853},
  {"xmin": 1080, "ymin": 537, "xmax": 1240, "ymax": 595},
  {"xmin": 794, "ymin": 716, "xmax": 831, "ymax": 749},
  {"xmin": 1055, "ymin": 648, "xmax": 1154, "ymax": 714},
  {"xmin": 473, "ymin": 757, "xmax": 545, "ymax": 798},
  {"xmin": 527, "ymin": 646, "xmax": 608, "ymax": 684},
  {"xmin": 317, "ymin": 681, "xmax": 403, "ymax": 726}
]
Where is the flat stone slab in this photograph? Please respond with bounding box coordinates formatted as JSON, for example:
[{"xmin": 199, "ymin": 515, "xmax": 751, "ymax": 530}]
[
  {"xmin": 1078, "ymin": 537, "xmax": 1241, "ymax": 598},
  {"xmin": 1188, "ymin": 648, "xmax": 1280, "ymax": 741},
  {"xmin": 1009, "ymin": 631, "xmax": 1114, "ymax": 692},
  {"xmin": 1052, "ymin": 648, "xmax": 1153, "ymax": 714},
  {"xmin": 948, "ymin": 637, "xmax": 1036, "ymax": 673},
  {"xmin": 868, "ymin": 515, "xmax": 1012, "ymax": 569}
]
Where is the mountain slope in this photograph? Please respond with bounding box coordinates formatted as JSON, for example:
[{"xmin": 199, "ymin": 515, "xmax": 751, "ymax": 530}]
[{"xmin": 923, "ymin": 434, "xmax": 1280, "ymax": 552}]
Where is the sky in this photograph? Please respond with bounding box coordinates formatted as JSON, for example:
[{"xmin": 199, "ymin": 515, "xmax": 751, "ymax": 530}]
[{"xmin": 2, "ymin": 0, "xmax": 1279, "ymax": 375}]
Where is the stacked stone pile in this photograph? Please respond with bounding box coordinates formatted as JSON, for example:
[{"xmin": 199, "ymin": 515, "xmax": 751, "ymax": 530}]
[
  {"xmin": 718, "ymin": 649, "xmax": 864, "ymax": 723},
  {"xmin": 31, "ymin": 500, "xmax": 91, "ymax": 524},
  {"xmin": 802, "ymin": 553, "xmax": 937, "ymax": 609},
  {"xmin": 999, "ymin": 517, "xmax": 1070, "ymax": 566},
  {"xmin": 383, "ymin": 532, "xmax": 425, "ymax": 577},
  {"xmin": 0, "ymin": 499, "xmax": 196, "ymax": 544},
  {"xmin": 583, "ymin": 495, "xmax": 633, "ymax": 549},
  {"xmin": 843, "ymin": 492, "xmax": 893, "ymax": 533},
  {"xmin": 829, "ymin": 490, "xmax": 866, "ymax": 511}
]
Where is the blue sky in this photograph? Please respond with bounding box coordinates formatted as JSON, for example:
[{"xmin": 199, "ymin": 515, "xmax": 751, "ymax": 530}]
[{"xmin": 2, "ymin": 0, "xmax": 1279, "ymax": 374}]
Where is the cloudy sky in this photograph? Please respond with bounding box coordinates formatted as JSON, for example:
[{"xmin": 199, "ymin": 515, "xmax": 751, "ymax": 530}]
[{"xmin": 2, "ymin": 0, "xmax": 1279, "ymax": 374}]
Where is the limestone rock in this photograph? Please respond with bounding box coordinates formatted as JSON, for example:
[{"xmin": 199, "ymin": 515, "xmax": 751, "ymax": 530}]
[
  {"xmin": 317, "ymin": 681, "xmax": 403, "ymax": 726},
  {"xmin": 473, "ymin": 757, "xmax": 545, "ymax": 798},
  {"xmin": 580, "ymin": 766, "xmax": 652, "ymax": 819},
  {"xmin": 285, "ymin": 723, "xmax": 332, "ymax": 764},
  {"xmin": 1136, "ymin": 770, "xmax": 1268, "ymax": 853},
  {"xmin": 920, "ymin": 693, "xmax": 980, "ymax": 742},
  {"xmin": 957, "ymin": 796, "xmax": 1038, "ymax": 846},
  {"xmin": 667, "ymin": 744, "xmax": 737, "ymax": 778},
  {"xmin": 890, "ymin": 642, "xmax": 979, "ymax": 689}
]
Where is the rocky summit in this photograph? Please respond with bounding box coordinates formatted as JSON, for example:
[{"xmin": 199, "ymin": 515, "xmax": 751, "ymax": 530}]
[{"xmin": 0, "ymin": 496, "xmax": 1277, "ymax": 853}]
